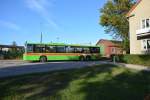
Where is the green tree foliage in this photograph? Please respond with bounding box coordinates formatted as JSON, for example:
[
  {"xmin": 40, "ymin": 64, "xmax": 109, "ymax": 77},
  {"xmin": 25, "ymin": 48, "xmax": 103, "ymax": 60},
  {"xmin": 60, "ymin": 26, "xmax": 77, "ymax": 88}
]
[{"xmin": 100, "ymin": 0, "xmax": 135, "ymax": 53}]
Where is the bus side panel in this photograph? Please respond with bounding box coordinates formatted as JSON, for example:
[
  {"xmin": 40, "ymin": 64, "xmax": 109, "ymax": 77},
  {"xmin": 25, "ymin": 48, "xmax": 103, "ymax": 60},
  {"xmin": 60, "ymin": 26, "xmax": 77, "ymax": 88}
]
[
  {"xmin": 23, "ymin": 54, "xmax": 40, "ymax": 61},
  {"xmin": 23, "ymin": 54, "xmax": 101, "ymax": 61},
  {"xmin": 47, "ymin": 55, "xmax": 80, "ymax": 61}
]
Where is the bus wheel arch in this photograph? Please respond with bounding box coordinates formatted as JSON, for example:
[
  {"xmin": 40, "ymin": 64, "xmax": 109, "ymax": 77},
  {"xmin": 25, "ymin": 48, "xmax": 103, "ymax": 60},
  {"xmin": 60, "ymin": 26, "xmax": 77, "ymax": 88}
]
[
  {"xmin": 40, "ymin": 56, "xmax": 47, "ymax": 62},
  {"xmin": 86, "ymin": 55, "xmax": 91, "ymax": 61},
  {"xmin": 79, "ymin": 56, "xmax": 85, "ymax": 61}
]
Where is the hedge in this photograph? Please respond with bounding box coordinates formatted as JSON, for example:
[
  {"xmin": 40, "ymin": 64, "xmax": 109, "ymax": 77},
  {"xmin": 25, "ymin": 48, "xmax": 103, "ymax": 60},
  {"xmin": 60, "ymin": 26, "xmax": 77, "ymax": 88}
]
[
  {"xmin": 1, "ymin": 51, "xmax": 23, "ymax": 60},
  {"xmin": 111, "ymin": 54, "xmax": 150, "ymax": 66}
]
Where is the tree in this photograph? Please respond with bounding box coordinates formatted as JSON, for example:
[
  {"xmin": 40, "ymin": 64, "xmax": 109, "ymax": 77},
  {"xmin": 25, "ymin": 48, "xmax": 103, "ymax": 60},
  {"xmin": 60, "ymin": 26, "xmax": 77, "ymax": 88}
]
[
  {"xmin": 12, "ymin": 41, "xmax": 17, "ymax": 46},
  {"xmin": 100, "ymin": 0, "xmax": 135, "ymax": 53}
]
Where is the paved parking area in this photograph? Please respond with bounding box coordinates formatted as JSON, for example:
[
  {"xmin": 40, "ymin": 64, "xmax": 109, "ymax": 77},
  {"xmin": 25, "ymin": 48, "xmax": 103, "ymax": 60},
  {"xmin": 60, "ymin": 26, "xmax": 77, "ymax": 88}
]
[{"xmin": 0, "ymin": 60, "xmax": 107, "ymax": 78}]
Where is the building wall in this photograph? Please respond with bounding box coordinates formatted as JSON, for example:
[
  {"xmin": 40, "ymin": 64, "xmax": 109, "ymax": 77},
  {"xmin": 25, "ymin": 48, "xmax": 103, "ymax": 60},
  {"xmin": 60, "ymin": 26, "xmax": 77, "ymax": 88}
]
[
  {"xmin": 99, "ymin": 44, "xmax": 105, "ymax": 56},
  {"xmin": 129, "ymin": 0, "xmax": 150, "ymax": 54},
  {"xmin": 97, "ymin": 40, "xmax": 123, "ymax": 57},
  {"xmin": 109, "ymin": 46, "xmax": 123, "ymax": 55},
  {"xmin": 97, "ymin": 40, "xmax": 114, "ymax": 57}
]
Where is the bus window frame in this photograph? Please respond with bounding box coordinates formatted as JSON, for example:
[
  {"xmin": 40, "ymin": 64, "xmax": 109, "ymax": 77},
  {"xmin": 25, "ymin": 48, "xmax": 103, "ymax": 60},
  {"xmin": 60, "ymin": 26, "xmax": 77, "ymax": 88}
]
[
  {"xmin": 45, "ymin": 45, "xmax": 57, "ymax": 53},
  {"xmin": 66, "ymin": 46, "xmax": 75, "ymax": 53},
  {"xmin": 90, "ymin": 47, "xmax": 100, "ymax": 53},
  {"xmin": 34, "ymin": 44, "xmax": 46, "ymax": 53},
  {"xmin": 56, "ymin": 46, "xmax": 66, "ymax": 53},
  {"xmin": 27, "ymin": 44, "xmax": 34, "ymax": 53},
  {"xmin": 26, "ymin": 44, "xmax": 100, "ymax": 54}
]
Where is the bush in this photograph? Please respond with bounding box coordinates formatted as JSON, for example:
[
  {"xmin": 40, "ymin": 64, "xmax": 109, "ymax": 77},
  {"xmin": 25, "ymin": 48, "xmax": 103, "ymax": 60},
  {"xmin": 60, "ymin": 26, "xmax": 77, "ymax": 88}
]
[
  {"xmin": 111, "ymin": 54, "xmax": 150, "ymax": 66},
  {"xmin": 2, "ymin": 51, "xmax": 23, "ymax": 60}
]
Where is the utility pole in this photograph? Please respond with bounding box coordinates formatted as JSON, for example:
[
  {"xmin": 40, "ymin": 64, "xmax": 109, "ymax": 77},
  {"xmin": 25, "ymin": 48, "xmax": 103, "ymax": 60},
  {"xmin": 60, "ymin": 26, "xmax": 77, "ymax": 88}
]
[
  {"xmin": 40, "ymin": 22, "xmax": 43, "ymax": 44},
  {"xmin": 56, "ymin": 37, "xmax": 59, "ymax": 43},
  {"xmin": 89, "ymin": 42, "xmax": 92, "ymax": 45},
  {"xmin": 40, "ymin": 32, "xmax": 43, "ymax": 43}
]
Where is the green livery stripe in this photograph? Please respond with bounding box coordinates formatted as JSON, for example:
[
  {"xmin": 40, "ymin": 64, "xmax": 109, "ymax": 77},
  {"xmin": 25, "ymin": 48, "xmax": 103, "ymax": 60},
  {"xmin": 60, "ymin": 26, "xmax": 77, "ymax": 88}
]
[
  {"xmin": 23, "ymin": 55, "xmax": 80, "ymax": 61},
  {"xmin": 23, "ymin": 53, "xmax": 100, "ymax": 61}
]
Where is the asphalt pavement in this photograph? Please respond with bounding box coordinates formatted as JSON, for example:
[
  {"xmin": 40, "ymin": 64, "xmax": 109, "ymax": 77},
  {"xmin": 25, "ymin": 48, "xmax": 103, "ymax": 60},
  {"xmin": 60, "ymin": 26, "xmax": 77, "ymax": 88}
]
[
  {"xmin": 0, "ymin": 60, "xmax": 149, "ymax": 78},
  {"xmin": 0, "ymin": 60, "xmax": 108, "ymax": 78}
]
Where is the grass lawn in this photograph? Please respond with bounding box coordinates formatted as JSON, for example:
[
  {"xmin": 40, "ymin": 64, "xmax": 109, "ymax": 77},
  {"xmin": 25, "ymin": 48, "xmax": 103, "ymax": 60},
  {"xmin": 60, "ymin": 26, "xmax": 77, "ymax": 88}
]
[{"xmin": 0, "ymin": 64, "xmax": 150, "ymax": 100}]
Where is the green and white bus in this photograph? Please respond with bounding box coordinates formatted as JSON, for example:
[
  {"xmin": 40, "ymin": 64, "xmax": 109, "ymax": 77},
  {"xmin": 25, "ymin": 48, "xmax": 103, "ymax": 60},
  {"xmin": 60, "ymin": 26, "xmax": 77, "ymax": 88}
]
[{"xmin": 23, "ymin": 42, "xmax": 101, "ymax": 62}]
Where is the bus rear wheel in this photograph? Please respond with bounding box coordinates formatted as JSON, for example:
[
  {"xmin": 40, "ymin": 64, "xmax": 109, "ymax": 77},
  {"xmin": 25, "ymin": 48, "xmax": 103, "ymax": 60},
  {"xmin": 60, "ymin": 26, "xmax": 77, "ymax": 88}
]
[
  {"xmin": 80, "ymin": 56, "xmax": 85, "ymax": 61},
  {"xmin": 40, "ymin": 56, "xmax": 47, "ymax": 62},
  {"xmin": 86, "ymin": 56, "xmax": 91, "ymax": 61}
]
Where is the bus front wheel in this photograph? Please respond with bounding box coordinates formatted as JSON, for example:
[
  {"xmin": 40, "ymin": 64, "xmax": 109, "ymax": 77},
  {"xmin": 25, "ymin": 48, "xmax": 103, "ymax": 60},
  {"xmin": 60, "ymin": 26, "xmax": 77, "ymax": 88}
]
[{"xmin": 40, "ymin": 56, "xmax": 47, "ymax": 62}]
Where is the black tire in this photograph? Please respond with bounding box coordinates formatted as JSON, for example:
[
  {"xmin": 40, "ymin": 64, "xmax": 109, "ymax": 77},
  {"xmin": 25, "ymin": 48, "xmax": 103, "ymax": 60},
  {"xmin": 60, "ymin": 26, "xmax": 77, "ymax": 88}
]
[
  {"xmin": 40, "ymin": 56, "xmax": 47, "ymax": 62},
  {"xmin": 80, "ymin": 56, "xmax": 85, "ymax": 61},
  {"xmin": 86, "ymin": 56, "xmax": 91, "ymax": 61}
]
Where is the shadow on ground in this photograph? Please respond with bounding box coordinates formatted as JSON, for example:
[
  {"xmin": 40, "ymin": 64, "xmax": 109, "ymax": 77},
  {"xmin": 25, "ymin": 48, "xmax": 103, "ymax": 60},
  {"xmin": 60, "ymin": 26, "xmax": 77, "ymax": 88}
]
[{"xmin": 0, "ymin": 64, "xmax": 150, "ymax": 100}]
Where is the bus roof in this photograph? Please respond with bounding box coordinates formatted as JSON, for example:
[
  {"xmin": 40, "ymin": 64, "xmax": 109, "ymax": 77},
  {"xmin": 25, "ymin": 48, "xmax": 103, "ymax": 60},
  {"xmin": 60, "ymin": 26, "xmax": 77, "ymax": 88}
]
[{"xmin": 26, "ymin": 42, "xmax": 100, "ymax": 48}]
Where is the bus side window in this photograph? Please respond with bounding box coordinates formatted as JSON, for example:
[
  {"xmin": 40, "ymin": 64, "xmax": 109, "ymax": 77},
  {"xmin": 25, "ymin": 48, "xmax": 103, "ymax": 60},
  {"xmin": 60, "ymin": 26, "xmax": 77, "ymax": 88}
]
[
  {"xmin": 34, "ymin": 45, "xmax": 46, "ymax": 53},
  {"xmin": 66, "ymin": 46, "xmax": 74, "ymax": 53},
  {"xmin": 96, "ymin": 47, "xmax": 100, "ymax": 53},
  {"xmin": 27, "ymin": 44, "xmax": 33, "ymax": 53},
  {"xmin": 90, "ymin": 47, "xmax": 93, "ymax": 53},
  {"xmin": 56, "ymin": 46, "xmax": 66, "ymax": 53},
  {"xmin": 83, "ymin": 47, "xmax": 90, "ymax": 53},
  {"xmin": 74, "ymin": 47, "xmax": 82, "ymax": 53},
  {"xmin": 46, "ymin": 46, "xmax": 56, "ymax": 53},
  {"xmin": 45, "ymin": 46, "xmax": 49, "ymax": 53},
  {"xmin": 90, "ymin": 47, "xmax": 100, "ymax": 53}
]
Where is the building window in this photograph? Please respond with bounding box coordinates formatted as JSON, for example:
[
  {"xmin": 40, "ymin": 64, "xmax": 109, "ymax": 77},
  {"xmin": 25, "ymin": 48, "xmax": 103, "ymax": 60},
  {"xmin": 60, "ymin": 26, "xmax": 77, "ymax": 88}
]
[
  {"xmin": 142, "ymin": 40, "xmax": 147, "ymax": 50},
  {"xmin": 147, "ymin": 40, "xmax": 150, "ymax": 49},
  {"xmin": 141, "ymin": 39, "xmax": 150, "ymax": 50},
  {"xmin": 141, "ymin": 19, "xmax": 150, "ymax": 29},
  {"xmin": 142, "ymin": 19, "xmax": 146, "ymax": 29},
  {"xmin": 111, "ymin": 48, "xmax": 115, "ymax": 54},
  {"xmin": 146, "ymin": 19, "xmax": 150, "ymax": 28}
]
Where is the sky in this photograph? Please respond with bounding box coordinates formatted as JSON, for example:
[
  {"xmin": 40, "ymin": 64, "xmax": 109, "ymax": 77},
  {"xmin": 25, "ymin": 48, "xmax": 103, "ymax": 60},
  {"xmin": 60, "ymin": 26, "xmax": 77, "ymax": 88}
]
[{"xmin": 0, "ymin": 0, "xmax": 112, "ymax": 46}]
